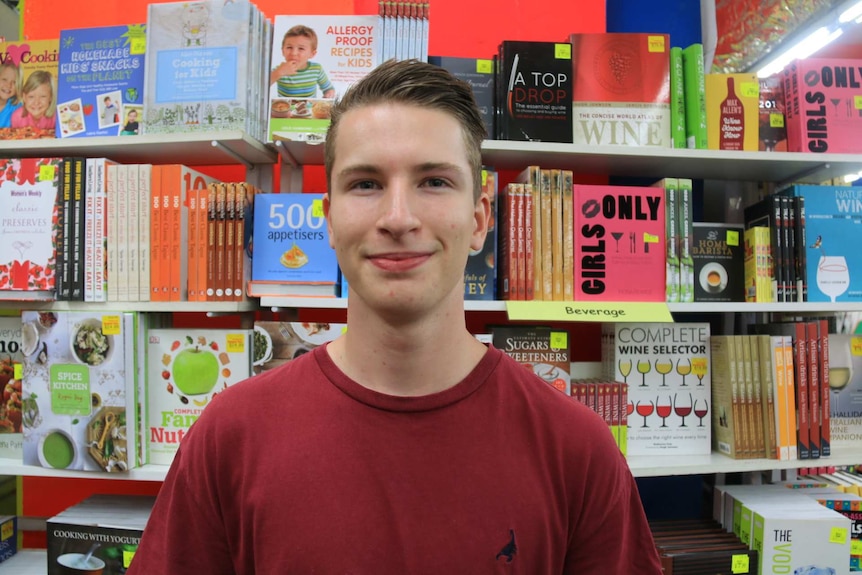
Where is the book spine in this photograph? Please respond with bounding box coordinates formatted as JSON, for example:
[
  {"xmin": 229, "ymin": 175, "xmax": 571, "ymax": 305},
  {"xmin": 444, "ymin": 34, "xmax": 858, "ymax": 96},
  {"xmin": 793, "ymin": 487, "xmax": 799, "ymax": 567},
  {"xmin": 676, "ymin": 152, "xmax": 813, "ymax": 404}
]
[
  {"xmin": 678, "ymin": 178, "xmax": 694, "ymax": 302},
  {"xmin": 551, "ymin": 170, "xmax": 563, "ymax": 301},
  {"xmin": 84, "ymin": 159, "xmax": 96, "ymax": 302},
  {"xmin": 670, "ymin": 46, "xmax": 686, "ymax": 149},
  {"xmin": 770, "ymin": 335, "xmax": 789, "ymax": 460},
  {"xmin": 769, "ymin": 196, "xmax": 783, "ymax": 302},
  {"xmin": 523, "ymin": 182, "xmax": 534, "ymax": 301},
  {"xmin": 206, "ymin": 184, "xmax": 217, "ymax": 301},
  {"xmin": 529, "ymin": 167, "xmax": 543, "ymax": 301},
  {"xmin": 659, "ymin": 178, "xmax": 679, "ymax": 302},
  {"xmin": 57, "ymin": 159, "xmax": 72, "ymax": 301},
  {"xmin": 806, "ymin": 321, "xmax": 821, "ymax": 459},
  {"xmin": 116, "ymin": 163, "xmax": 129, "ymax": 302},
  {"xmin": 733, "ymin": 335, "xmax": 752, "ymax": 458},
  {"xmin": 782, "ymin": 335, "xmax": 798, "ymax": 460},
  {"xmin": 169, "ymin": 167, "xmax": 184, "ymax": 302},
  {"xmin": 513, "ymin": 183, "xmax": 524, "ymax": 301},
  {"xmin": 186, "ymin": 188, "xmax": 198, "ymax": 302},
  {"xmin": 233, "ymin": 184, "xmax": 246, "ymax": 301},
  {"xmin": 197, "ymin": 186, "xmax": 210, "ymax": 302},
  {"xmin": 779, "ymin": 195, "xmax": 793, "ymax": 303},
  {"xmin": 793, "ymin": 322, "xmax": 810, "ymax": 459},
  {"xmin": 149, "ymin": 165, "xmax": 164, "ymax": 302},
  {"xmin": 126, "ymin": 164, "xmax": 140, "ymax": 302},
  {"xmin": 562, "ymin": 170, "xmax": 574, "ymax": 301},
  {"xmin": 747, "ymin": 335, "xmax": 766, "ymax": 458},
  {"xmin": 539, "ymin": 169, "xmax": 553, "ymax": 301},
  {"xmin": 757, "ymin": 335, "xmax": 778, "ymax": 459},
  {"xmin": 730, "ymin": 335, "xmax": 746, "ymax": 457},
  {"xmin": 819, "ymin": 318, "xmax": 830, "ymax": 457},
  {"xmin": 224, "ymin": 184, "xmax": 237, "ymax": 301},
  {"xmin": 783, "ymin": 63, "xmax": 801, "ymax": 152},
  {"xmin": 94, "ymin": 160, "xmax": 108, "ymax": 302},
  {"xmin": 794, "ymin": 195, "xmax": 807, "ymax": 302},
  {"xmin": 216, "ymin": 183, "xmax": 227, "ymax": 301},
  {"xmin": 138, "ymin": 165, "xmax": 151, "ymax": 301},
  {"xmin": 106, "ymin": 163, "xmax": 118, "ymax": 302},
  {"xmin": 71, "ymin": 158, "xmax": 85, "ymax": 302},
  {"xmin": 682, "ymin": 43, "xmax": 707, "ymax": 149}
]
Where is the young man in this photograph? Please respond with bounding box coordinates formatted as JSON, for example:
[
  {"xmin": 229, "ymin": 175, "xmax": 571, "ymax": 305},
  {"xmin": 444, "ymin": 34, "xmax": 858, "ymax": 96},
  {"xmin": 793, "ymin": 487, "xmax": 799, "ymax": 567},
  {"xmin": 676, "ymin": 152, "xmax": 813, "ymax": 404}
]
[
  {"xmin": 270, "ymin": 24, "xmax": 336, "ymax": 99},
  {"xmin": 128, "ymin": 59, "xmax": 662, "ymax": 574}
]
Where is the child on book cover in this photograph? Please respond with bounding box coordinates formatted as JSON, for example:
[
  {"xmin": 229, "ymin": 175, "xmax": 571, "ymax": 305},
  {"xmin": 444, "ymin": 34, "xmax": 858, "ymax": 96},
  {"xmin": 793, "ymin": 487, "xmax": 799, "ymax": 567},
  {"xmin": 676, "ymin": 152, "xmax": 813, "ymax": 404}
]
[
  {"xmin": 0, "ymin": 62, "xmax": 21, "ymax": 128},
  {"xmin": 121, "ymin": 107, "xmax": 141, "ymax": 135},
  {"xmin": 10, "ymin": 70, "xmax": 55, "ymax": 131},
  {"xmin": 270, "ymin": 25, "xmax": 336, "ymax": 100}
]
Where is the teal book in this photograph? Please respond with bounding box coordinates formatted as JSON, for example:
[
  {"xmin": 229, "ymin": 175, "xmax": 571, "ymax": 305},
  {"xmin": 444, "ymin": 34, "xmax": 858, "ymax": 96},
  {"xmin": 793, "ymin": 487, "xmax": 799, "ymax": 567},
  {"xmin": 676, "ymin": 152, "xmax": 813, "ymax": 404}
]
[{"xmin": 682, "ymin": 43, "xmax": 707, "ymax": 149}]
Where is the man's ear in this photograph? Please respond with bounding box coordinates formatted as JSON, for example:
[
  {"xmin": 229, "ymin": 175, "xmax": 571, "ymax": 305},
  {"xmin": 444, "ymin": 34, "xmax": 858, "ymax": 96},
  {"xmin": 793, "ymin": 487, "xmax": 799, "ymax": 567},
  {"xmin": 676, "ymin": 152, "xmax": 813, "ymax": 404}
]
[{"xmin": 470, "ymin": 192, "xmax": 491, "ymax": 253}]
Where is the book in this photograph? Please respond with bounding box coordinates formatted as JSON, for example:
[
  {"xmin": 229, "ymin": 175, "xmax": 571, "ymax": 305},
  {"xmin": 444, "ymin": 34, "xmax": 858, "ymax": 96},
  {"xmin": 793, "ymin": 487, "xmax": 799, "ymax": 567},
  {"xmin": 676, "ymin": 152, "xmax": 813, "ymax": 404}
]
[
  {"xmin": 267, "ymin": 15, "xmax": 379, "ymax": 143},
  {"xmin": 0, "ymin": 316, "xmax": 23, "ymax": 459},
  {"xmin": 744, "ymin": 225, "xmax": 773, "ymax": 303},
  {"xmin": 744, "ymin": 195, "xmax": 783, "ymax": 302},
  {"xmin": 0, "ymin": 157, "xmax": 63, "ymax": 300},
  {"xmin": 654, "ymin": 178, "xmax": 679, "ymax": 302},
  {"xmin": 464, "ymin": 168, "xmax": 497, "ymax": 300},
  {"xmin": 710, "ymin": 335, "xmax": 744, "ymax": 458},
  {"xmin": 691, "ymin": 222, "xmax": 744, "ymax": 302},
  {"xmin": 783, "ymin": 58, "xmax": 862, "ymax": 153},
  {"xmin": 755, "ymin": 334, "xmax": 780, "ymax": 460},
  {"xmin": 491, "ymin": 325, "xmax": 571, "ymax": 395},
  {"xmin": 252, "ymin": 321, "xmax": 345, "ymax": 374},
  {"xmin": 428, "ymin": 56, "xmax": 495, "ymax": 139},
  {"xmin": 567, "ymin": 33, "xmax": 671, "ymax": 147},
  {"xmin": 669, "ymin": 46, "xmax": 686, "ymax": 149},
  {"xmin": 677, "ymin": 178, "xmax": 695, "ymax": 303},
  {"xmin": 828, "ymin": 332, "xmax": 862, "ymax": 448},
  {"xmin": 248, "ymin": 193, "xmax": 339, "ymax": 297},
  {"xmin": 603, "ymin": 322, "xmax": 711, "ymax": 456},
  {"xmin": 758, "ymin": 74, "xmax": 787, "ymax": 152},
  {"xmin": 704, "ymin": 73, "xmax": 759, "ymax": 151},
  {"xmin": 496, "ymin": 41, "xmax": 573, "ymax": 143},
  {"xmin": 572, "ymin": 184, "xmax": 665, "ymax": 301},
  {"xmin": 21, "ymin": 311, "xmax": 139, "ymax": 472},
  {"xmin": 0, "ymin": 39, "xmax": 60, "ymax": 140},
  {"xmin": 56, "ymin": 24, "xmax": 147, "ymax": 138},
  {"xmin": 146, "ymin": 328, "xmax": 253, "ymax": 465},
  {"xmin": 681, "ymin": 43, "xmax": 707, "ymax": 149}
]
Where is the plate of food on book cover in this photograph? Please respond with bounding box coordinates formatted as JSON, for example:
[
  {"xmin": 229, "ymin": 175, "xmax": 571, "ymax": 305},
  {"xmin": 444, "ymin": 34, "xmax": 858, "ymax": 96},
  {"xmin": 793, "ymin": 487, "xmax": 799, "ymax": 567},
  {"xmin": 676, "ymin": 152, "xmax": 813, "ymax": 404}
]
[
  {"xmin": 70, "ymin": 318, "xmax": 113, "ymax": 366},
  {"xmin": 292, "ymin": 322, "xmax": 335, "ymax": 346},
  {"xmin": 252, "ymin": 325, "xmax": 273, "ymax": 367},
  {"xmin": 86, "ymin": 406, "xmax": 128, "ymax": 472}
]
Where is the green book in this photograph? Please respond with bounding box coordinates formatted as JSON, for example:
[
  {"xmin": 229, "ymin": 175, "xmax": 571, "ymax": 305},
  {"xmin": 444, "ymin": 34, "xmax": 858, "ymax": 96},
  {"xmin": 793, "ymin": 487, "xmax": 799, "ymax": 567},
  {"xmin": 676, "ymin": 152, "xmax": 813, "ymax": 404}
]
[
  {"xmin": 670, "ymin": 47, "xmax": 686, "ymax": 149},
  {"xmin": 678, "ymin": 178, "xmax": 695, "ymax": 302},
  {"xmin": 682, "ymin": 43, "xmax": 707, "ymax": 149}
]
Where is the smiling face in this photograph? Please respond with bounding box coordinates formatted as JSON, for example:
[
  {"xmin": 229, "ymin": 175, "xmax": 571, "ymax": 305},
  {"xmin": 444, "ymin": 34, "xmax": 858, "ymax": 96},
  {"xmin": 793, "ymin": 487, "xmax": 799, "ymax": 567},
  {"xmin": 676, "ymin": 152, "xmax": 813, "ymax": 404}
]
[
  {"xmin": 281, "ymin": 35, "xmax": 315, "ymax": 69},
  {"xmin": 0, "ymin": 66, "xmax": 17, "ymax": 104},
  {"xmin": 23, "ymin": 82, "xmax": 51, "ymax": 120},
  {"xmin": 325, "ymin": 103, "xmax": 488, "ymax": 320}
]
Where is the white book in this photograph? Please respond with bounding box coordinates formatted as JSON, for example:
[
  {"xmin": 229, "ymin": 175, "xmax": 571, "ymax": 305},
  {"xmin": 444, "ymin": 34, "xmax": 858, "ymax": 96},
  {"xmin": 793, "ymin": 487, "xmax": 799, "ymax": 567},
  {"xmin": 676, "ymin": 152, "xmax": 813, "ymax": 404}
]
[
  {"xmin": 83, "ymin": 159, "xmax": 98, "ymax": 302},
  {"xmin": 105, "ymin": 163, "xmax": 118, "ymax": 302},
  {"xmin": 115, "ymin": 164, "xmax": 129, "ymax": 302},
  {"xmin": 126, "ymin": 164, "xmax": 140, "ymax": 302},
  {"xmin": 138, "ymin": 165, "xmax": 152, "ymax": 302}
]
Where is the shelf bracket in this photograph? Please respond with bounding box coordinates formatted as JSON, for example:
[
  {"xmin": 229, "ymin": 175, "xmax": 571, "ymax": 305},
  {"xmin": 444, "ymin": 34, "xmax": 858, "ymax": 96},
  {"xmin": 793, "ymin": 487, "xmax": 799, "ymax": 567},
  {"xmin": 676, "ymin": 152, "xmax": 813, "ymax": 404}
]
[
  {"xmin": 211, "ymin": 140, "xmax": 254, "ymax": 171},
  {"xmin": 274, "ymin": 140, "xmax": 299, "ymax": 168},
  {"xmin": 777, "ymin": 162, "xmax": 829, "ymax": 190}
]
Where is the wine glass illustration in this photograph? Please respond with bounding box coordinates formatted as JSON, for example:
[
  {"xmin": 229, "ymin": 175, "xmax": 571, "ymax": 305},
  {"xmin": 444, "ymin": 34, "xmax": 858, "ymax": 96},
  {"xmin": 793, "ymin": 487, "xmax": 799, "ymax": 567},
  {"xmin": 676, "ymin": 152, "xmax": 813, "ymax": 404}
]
[
  {"xmin": 676, "ymin": 358, "xmax": 692, "ymax": 387},
  {"xmin": 829, "ymin": 337, "xmax": 854, "ymax": 397},
  {"xmin": 692, "ymin": 357, "xmax": 708, "ymax": 386},
  {"xmin": 655, "ymin": 358, "xmax": 673, "ymax": 387},
  {"xmin": 611, "ymin": 231, "xmax": 624, "ymax": 253},
  {"xmin": 637, "ymin": 359, "xmax": 651, "ymax": 387},
  {"xmin": 618, "ymin": 359, "xmax": 632, "ymax": 385},
  {"xmin": 625, "ymin": 400, "xmax": 634, "ymax": 428},
  {"xmin": 656, "ymin": 395, "xmax": 672, "ymax": 428},
  {"xmin": 694, "ymin": 399, "xmax": 709, "ymax": 427},
  {"xmin": 635, "ymin": 400, "xmax": 654, "ymax": 428},
  {"xmin": 674, "ymin": 392, "xmax": 693, "ymax": 427},
  {"xmin": 816, "ymin": 255, "xmax": 850, "ymax": 302},
  {"xmin": 831, "ymin": 97, "xmax": 843, "ymax": 116}
]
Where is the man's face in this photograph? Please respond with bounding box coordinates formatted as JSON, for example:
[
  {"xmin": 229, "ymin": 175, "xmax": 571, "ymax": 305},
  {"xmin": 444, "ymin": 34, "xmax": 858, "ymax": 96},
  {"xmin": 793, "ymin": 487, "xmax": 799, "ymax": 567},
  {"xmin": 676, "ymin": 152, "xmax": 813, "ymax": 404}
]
[
  {"xmin": 281, "ymin": 36, "xmax": 315, "ymax": 68},
  {"xmin": 0, "ymin": 67, "xmax": 16, "ymax": 102},
  {"xmin": 325, "ymin": 103, "xmax": 488, "ymax": 319}
]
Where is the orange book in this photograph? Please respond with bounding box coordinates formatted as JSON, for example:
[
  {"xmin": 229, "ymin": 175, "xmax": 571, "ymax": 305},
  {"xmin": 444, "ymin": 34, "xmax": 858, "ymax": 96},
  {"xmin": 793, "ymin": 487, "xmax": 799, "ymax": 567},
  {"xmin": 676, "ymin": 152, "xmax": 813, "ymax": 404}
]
[
  {"xmin": 233, "ymin": 183, "xmax": 249, "ymax": 301},
  {"xmin": 224, "ymin": 184, "xmax": 237, "ymax": 301},
  {"xmin": 561, "ymin": 170, "xmax": 574, "ymax": 301},
  {"xmin": 206, "ymin": 184, "xmax": 218, "ymax": 301},
  {"xmin": 215, "ymin": 182, "xmax": 227, "ymax": 301},
  {"xmin": 540, "ymin": 169, "xmax": 553, "ymax": 300},
  {"xmin": 515, "ymin": 166, "xmax": 542, "ymax": 301},
  {"xmin": 196, "ymin": 186, "xmax": 209, "ymax": 303},
  {"xmin": 514, "ymin": 184, "xmax": 525, "ymax": 301},
  {"xmin": 550, "ymin": 169, "xmax": 563, "ymax": 300},
  {"xmin": 523, "ymin": 182, "xmax": 534, "ymax": 301},
  {"xmin": 148, "ymin": 165, "xmax": 164, "ymax": 301},
  {"xmin": 186, "ymin": 189, "xmax": 199, "ymax": 301}
]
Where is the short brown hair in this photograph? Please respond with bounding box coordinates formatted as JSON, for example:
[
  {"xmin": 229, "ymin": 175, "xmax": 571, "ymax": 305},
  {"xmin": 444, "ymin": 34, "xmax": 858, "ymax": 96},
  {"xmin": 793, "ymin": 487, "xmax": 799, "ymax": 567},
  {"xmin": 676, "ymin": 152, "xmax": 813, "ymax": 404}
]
[
  {"xmin": 283, "ymin": 25, "xmax": 318, "ymax": 51},
  {"xmin": 324, "ymin": 59, "xmax": 486, "ymax": 200}
]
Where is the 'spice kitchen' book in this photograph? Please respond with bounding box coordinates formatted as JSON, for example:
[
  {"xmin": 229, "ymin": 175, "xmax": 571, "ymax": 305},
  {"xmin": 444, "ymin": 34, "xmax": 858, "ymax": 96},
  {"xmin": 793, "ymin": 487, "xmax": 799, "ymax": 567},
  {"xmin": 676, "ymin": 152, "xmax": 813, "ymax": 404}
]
[
  {"xmin": 566, "ymin": 33, "xmax": 671, "ymax": 147},
  {"xmin": 496, "ymin": 41, "xmax": 573, "ymax": 143},
  {"xmin": 56, "ymin": 24, "xmax": 147, "ymax": 138}
]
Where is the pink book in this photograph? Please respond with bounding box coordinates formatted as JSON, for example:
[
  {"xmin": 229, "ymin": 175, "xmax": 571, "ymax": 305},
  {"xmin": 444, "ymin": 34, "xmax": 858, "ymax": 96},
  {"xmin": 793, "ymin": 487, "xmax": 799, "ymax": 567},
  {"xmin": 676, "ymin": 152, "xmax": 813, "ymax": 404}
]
[{"xmin": 573, "ymin": 184, "xmax": 665, "ymax": 301}]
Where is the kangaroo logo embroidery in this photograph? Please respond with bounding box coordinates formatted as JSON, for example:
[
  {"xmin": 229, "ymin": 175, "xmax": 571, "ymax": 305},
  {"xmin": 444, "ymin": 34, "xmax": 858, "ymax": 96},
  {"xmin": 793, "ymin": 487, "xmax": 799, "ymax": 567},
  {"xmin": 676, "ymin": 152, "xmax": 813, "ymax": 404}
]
[{"xmin": 496, "ymin": 529, "xmax": 517, "ymax": 563}]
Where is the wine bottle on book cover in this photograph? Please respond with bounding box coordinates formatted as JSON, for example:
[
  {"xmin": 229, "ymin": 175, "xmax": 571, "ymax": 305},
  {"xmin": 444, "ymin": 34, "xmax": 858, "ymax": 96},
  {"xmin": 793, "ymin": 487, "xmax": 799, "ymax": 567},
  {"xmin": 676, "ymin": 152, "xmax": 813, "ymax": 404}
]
[
  {"xmin": 495, "ymin": 41, "xmax": 573, "ymax": 143},
  {"xmin": 572, "ymin": 184, "xmax": 665, "ymax": 301},
  {"xmin": 0, "ymin": 158, "xmax": 63, "ymax": 299},
  {"xmin": 56, "ymin": 24, "xmax": 147, "ymax": 138},
  {"xmin": 602, "ymin": 322, "xmax": 711, "ymax": 456},
  {"xmin": 491, "ymin": 326, "xmax": 571, "ymax": 395},
  {"xmin": 758, "ymin": 74, "xmax": 787, "ymax": 152},
  {"xmin": 249, "ymin": 193, "xmax": 338, "ymax": 297},
  {"xmin": 566, "ymin": 33, "xmax": 671, "ymax": 147}
]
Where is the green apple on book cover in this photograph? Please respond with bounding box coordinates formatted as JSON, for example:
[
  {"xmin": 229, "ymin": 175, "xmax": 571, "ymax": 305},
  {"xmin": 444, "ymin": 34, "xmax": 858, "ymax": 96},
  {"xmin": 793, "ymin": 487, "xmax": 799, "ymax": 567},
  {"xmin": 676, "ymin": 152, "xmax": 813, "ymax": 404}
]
[
  {"xmin": 602, "ymin": 322, "xmax": 711, "ymax": 456},
  {"xmin": 21, "ymin": 311, "xmax": 138, "ymax": 472},
  {"xmin": 146, "ymin": 328, "xmax": 253, "ymax": 465}
]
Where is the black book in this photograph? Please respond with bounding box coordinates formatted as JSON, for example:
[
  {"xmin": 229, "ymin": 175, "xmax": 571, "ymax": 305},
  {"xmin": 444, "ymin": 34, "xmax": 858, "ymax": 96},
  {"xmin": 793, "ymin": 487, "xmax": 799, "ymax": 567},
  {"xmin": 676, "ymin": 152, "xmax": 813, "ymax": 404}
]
[
  {"xmin": 70, "ymin": 157, "xmax": 86, "ymax": 301},
  {"xmin": 428, "ymin": 56, "xmax": 495, "ymax": 139},
  {"xmin": 743, "ymin": 195, "xmax": 783, "ymax": 302}
]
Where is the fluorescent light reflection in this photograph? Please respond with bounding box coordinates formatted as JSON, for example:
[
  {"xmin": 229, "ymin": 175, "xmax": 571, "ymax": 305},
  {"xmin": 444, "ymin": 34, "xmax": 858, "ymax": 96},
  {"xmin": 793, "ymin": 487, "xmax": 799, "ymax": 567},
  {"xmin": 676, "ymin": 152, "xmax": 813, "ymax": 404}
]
[{"xmin": 756, "ymin": 27, "xmax": 844, "ymax": 78}]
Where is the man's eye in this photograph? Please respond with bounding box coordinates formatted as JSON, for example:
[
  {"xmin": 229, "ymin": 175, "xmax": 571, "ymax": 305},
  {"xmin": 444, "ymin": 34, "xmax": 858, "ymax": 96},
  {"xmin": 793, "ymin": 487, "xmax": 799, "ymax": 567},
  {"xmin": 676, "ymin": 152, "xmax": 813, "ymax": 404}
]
[
  {"xmin": 351, "ymin": 180, "xmax": 378, "ymax": 190},
  {"xmin": 424, "ymin": 178, "xmax": 449, "ymax": 188}
]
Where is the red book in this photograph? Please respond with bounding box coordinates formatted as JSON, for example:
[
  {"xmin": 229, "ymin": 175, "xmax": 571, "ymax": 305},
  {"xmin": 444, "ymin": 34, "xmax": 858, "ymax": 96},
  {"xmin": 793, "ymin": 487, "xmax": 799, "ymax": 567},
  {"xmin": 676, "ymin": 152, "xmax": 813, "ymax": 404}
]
[
  {"xmin": 793, "ymin": 322, "xmax": 810, "ymax": 459},
  {"xmin": 806, "ymin": 321, "xmax": 821, "ymax": 459}
]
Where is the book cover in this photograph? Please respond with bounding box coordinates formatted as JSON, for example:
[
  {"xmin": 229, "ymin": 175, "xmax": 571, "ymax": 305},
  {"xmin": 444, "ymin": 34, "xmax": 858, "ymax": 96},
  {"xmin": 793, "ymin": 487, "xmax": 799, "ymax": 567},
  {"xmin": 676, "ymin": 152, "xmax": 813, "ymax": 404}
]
[
  {"xmin": 268, "ymin": 15, "xmax": 379, "ymax": 143},
  {"xmin": 567, "ymin": 33, "xmax": 671, "ymax": 147},
  {"xmin": 56, "ymin": 24, "xmax": 146, "ymax": 138},
  {"xmin": 691, "ymin": 222, "xmax": 744, "ymax": 302},
  {"xmin": 682, "ymin": 43, "xmax": 707, "ymax": 149},
  {"xmin": 21, "ymin": 311, "xmax": 138, "ymax": 472},
  {"xmin": 744, "ymin": 225, "xmax": 774, "ymax": 302},
  {"xmin": 744, "ymin": 195, "xmax": 783, "ymax": 301},
  {"xmin": 828, "ymin": 333, "xmax": 862, "ymax": 448},
  {"xmin": 144, "ymin": 0, "xmax": 258, "ymax": 134},
  {"xmin": 573, "ymin": 184, "xmax": 665, "ymax": 302},
  {"xmin": 755, "ymin": 334, "xmax": 779, "ymax": 460},
  {"xmin": 496, "ymin": 41, "xmax": 573, "ymax": 143},
  {"xmin": 751, "ymin": 507, "xmax": 851, "ymax": 575},
  {"xmin": 0, "ymin": 157, "xmax": 63, "ymax": 298},
  {"xmin": 784, "ymin": 185, "xmax": 862, "ymax": 303},
  {"xmin": 704, "ymin": 73, "xmax": 759, "ymax": 151},
  {"xmin": 710, "ymin": 335, "xmax": 744, "ymax": 459},
  {"xmin": 464, "ymin": 168, "xmax": 497, "ymax": 301},
  {"xmin": 146, "ymin": 328, "xmax": 252, "ymax": 465},
  {"xmin": 677, "ymin": 178, "xmax": 695, "ymax": 303},
  {"xmin": 653, "ymin": 177, "xmax": 679, "ymax": 303},
  {"xmin": 783, "ymin": 58, "xmax": 862, "ymax": 154},
  {"xmin": 669, "ymin": 46, "xmax": 686, "ymax": 149},
  {"xmin": 249, "ymin": 193, "xmax": 338, "ymax": 296},
  {"xmin": 428, "ymin": 56, "xmax": 495, "ymax": 139},
  {"xmin": 252, "ymin": 321, "xmax": 345, "ymax": 374},
  {"xmin": 0, "ymin": 39, "xmax": 60, "ymax": 140},
  {"xmin": 759, "ymin": 74, "xmax": 787, "ymax": 152},
  {"xmin": 603, "ymin": 322, "xmax": 711, "ymax": 456},
  {"xmin": 491, "ymin": 325, "xmax": 571, "ymax": 395},
  {"xmin": 0, "ymin": 317, "xmax": 23, "ymax": 459}
]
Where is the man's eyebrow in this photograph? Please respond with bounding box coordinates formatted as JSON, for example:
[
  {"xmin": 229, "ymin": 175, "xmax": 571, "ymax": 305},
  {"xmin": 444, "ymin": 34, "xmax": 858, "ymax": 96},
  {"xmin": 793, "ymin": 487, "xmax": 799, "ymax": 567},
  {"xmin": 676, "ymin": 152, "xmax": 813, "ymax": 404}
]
[{"xmin": 337, "ymin": 162, "xmax": 466, "ymax": 178}]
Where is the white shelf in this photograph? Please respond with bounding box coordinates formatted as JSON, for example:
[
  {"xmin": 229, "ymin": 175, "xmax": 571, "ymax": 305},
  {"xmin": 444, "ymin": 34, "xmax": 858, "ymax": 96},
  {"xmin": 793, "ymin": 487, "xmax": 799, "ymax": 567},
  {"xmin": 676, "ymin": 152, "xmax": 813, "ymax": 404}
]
[
  {"xmin": 0, "ymin": 460, "xmax": 170, "ymax": 481},
  {"xmin": 0, "ymin": 130, "xmax": 277, "ymax": 167},
  {"xmin": 0, "ymin": 550, "xmax": 45, "ymax": 574},
  {"xmin": 273, "ymin": 139, "xmax": 862, "ymax": 183},
  {"xmin": 0, "ymin": 300, "xmax": 258, "ymax": 313}
]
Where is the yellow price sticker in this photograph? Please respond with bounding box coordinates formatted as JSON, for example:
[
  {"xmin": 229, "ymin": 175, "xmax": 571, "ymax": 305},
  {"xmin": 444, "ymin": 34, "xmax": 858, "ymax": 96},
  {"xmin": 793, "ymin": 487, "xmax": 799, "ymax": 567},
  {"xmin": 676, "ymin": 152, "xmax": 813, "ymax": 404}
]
[
  {"xmin": 506, "ymin": 301, "xmax": 672, "ymax": 323},
  {"xmin": 123, "ymin": 549, "xmax": 136, "ymax": 568},
  {"xmin": 39, "ymin": 165, "xmax": 56, "ymax": 181},
  {"xmin": 852, "ymin": 540, "xmax": 862, "ymax": 555},
  {"xmin": 855, "ymin": 95, "xmax": 862, "ymax": 110},
  {"xmin": 0, "ymin": 519, "xmax": 11, "ymax": 541},
  {"xmin": 312, "ymin": 199, "xmax": 325, "ymax": 218},
  {"xmin": 727, "ymin": 230, "xmax": 739, "ymax": 246},
  {"xmin": 476, "ymin": 59, "xmax": 493, "ymax": 74},
  {"xmin": 740, "ymin": 82, "xmax": 759, "ymax": 99},
  {"xmin": 647, "ymin": 35, "xmax": 666, "ymax": 53},
  {"xmin": 130, "ymin": 37, "xmax": 147, "ymax": 55},
  {"xmin": 643, "ymin": 232, "xmax": 659, "ymax": 244},
  {"xmin": 101, "ymin": 315, "xmax": 121, "ymax": 336},
  {"xmin": 550, "ymin": 331, "xmax": 568, "ymax": 350},
  {"xmin": 830, "ymin": 526, "xmax": 848, "ymax": 544},
  {"xmin": 770, "ymin": 113, "xmax": 785, "ymax": 128},
  {"xmin": 13, "ymin": 363, "xmax": 21, "ymax": 379},
  {"xmin": 555, "ymin": 43, "xmax": 571, "ymax": 60},
  {"xmin": 226, "ymin": 333, "xmax": 246, "ymax": 353},
  {"xmin": 851, "ymin": 336, "xmax": 862, "ymax": 356},
  {"xmin": 731, "ymin": 553, "xmax": 750, "ymax": 573}
]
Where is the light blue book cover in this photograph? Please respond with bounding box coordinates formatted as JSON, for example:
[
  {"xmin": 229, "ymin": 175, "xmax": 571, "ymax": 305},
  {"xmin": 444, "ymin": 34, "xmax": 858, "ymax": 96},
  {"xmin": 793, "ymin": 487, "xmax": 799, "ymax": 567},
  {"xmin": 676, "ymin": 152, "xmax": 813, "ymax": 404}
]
[
  {"xmin": 788, "ymin": 184, "xmax": 862, "ymax": 303},
  {"xmin": 56, "ymin": 25, "xmax": 147, "ymax": 138},
  {"xmin": 251, "ymin": 193, "xmax": 338, "ymax": 284}
]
